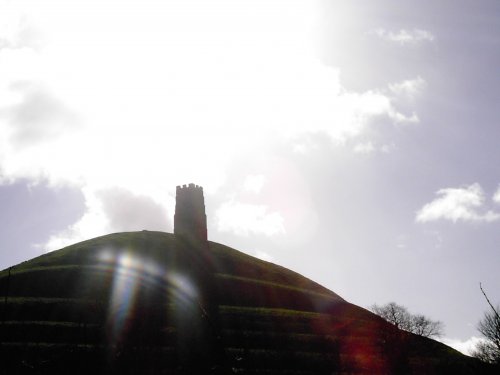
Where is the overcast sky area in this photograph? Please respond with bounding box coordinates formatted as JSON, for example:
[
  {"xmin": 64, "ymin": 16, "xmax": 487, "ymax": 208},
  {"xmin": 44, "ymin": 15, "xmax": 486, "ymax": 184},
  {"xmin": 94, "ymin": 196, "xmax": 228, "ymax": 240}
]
[{"xmin": 1, "ymin": 0, "xmax": 499, "ymax": 355}]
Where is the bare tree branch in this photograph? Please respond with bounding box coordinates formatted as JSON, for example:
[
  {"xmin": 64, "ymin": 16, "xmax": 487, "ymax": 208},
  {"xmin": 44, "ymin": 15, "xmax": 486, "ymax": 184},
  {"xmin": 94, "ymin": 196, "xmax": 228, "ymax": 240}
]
[
  {"xmin": 473, "ymin": 283, "xmax": 500, "ymax": 364},
  {"xmin": 480, "ymin": 283, "xmax": 500, "ymax": 321},
  {"xmin": 371, "ymin": 302, "xmax": 443, "ymax": 338}
]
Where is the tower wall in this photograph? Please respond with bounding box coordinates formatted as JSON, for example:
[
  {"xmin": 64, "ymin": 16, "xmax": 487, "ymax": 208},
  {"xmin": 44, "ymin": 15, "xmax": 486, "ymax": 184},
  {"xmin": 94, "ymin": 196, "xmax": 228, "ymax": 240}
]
[{"xmin": 174, "ymin": 183, "xmax": 207, "ymax": 241}]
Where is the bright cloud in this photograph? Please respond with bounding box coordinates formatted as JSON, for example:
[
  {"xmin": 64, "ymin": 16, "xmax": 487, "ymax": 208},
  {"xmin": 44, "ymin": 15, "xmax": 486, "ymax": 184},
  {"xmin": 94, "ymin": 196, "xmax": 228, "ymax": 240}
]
[
  {"xmin": 216, "ymin": 200, "xmax": 285, "ymax": 236},
  {"xmin": 389, "ymin": 77, "xmax": 426, "ymax": 98},
  {"xmin": 373, "ymin": 28, "xmax": 435, "ymax": 45},
  {"xmin": 380, "ymin": 143, "xmax": 396, "ymax": 154},
  {"xmin": 416, "ymin": 183, "xmax": 500, "ymax": 223},
  {"xmin": 0, "ymin": 0, "xmax": 425, "ymax": 249},
  {"xmin": 243, "ymin": 175, "xmax": 266, "ymax": 194},
  {"xmin": 353, "ymin": 141, "xmax": 375, "ymax": 154},
  {"xmin": 440, "ymin": 336, "xmax": 484, "ymax": 356},
  {"xmin": 353, "ymin": 141, "xmax": 396, "ymax": 155},
  {"xmin": 1, "ymin": 82, "xmax": 81, "ymax": 147},
  {"xmin": 44, "ymin": 187, "xmax": 170, "ymax": 251},
  {"xmin": 493, "ymin": 185, "xmax": 500, "ymax": 204},
  {"xmin": 255, "ymin": 249, "xmax": 274, "ymax": 262}
]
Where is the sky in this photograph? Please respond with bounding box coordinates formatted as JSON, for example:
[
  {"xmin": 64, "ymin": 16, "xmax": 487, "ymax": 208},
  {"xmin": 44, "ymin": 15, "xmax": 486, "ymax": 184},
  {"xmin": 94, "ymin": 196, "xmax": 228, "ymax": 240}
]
[{"xmin": 1, "ymin": 0, "xmax": 499, "ymax": 355}]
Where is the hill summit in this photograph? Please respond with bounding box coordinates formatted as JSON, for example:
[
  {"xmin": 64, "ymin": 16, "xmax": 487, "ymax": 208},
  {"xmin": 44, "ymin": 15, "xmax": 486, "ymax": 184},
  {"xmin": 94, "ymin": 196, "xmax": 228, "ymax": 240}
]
[{"xmin": 0, "ymin": 185, "xmax": 494, "ymax": 374}]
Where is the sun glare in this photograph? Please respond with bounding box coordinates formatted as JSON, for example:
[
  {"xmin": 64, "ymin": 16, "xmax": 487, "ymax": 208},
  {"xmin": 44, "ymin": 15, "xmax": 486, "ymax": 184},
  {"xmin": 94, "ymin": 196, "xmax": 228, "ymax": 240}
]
[
  {"xmin": 0, "ymin": 0, "xmax": 414, "ymax": 249},
  {"xmin": 2, "ymin": 0, "xmax": 326, "ymax": 189}
]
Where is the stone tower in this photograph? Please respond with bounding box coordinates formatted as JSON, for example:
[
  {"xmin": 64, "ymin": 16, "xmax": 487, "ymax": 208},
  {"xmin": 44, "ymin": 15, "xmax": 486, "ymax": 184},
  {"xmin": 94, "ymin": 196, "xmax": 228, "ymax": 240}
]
[{"xmin": 174, "ymin": 183, "xmax": 207, "ymax": 241}]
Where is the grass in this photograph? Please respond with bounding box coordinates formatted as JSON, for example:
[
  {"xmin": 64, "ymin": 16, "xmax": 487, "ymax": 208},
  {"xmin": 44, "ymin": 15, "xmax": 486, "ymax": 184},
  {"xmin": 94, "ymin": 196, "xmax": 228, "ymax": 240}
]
[
  {"xmin": 216, "ymin": 274, "xmax": 337, "ymax": 300},
  {"xmin": 0, "ymin": 231, "xmax": 496, "ymax": 374},
  {"xmin": 219, "ymin": 305, "xmax": 328, "ymax": 318}
]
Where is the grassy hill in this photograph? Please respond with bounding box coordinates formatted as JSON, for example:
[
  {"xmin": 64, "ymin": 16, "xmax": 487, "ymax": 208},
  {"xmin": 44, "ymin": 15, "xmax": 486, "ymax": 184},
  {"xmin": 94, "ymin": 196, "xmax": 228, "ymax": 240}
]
[{"xmin": 0, "ymin": 231, "xmax": 494, "ymax": 374}]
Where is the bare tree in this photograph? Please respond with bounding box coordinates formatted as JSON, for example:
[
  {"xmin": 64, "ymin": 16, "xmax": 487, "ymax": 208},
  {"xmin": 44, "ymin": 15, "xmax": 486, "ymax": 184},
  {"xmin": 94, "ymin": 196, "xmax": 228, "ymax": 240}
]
[
  {"xmin": 472, "ymin": 284, "xmax": 500, "ymax": 364},
  {"xmin": 411, "ymin": 314, "xmax": 443, "ymax": 338},
  {"xmin": 372, "ymin": 302, "xmax": 412, "ymax": 331},
  {"xmin": 371, "ymin": 302, "xmax": 443, "ymax": 338}
]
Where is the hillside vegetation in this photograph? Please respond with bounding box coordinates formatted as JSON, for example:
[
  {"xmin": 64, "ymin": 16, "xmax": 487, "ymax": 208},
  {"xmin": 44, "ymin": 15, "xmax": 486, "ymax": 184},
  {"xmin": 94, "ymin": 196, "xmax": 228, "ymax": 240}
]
[{"xmin": 0, "ymin": 231, "xmax": 494, "ymax": 374}]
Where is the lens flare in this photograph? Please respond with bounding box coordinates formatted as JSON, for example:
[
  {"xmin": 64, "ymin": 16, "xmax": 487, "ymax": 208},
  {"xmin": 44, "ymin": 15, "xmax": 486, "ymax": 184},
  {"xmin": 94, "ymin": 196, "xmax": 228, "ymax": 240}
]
[
  {"xmin": 97, "ymin": 248, "xmax": 203, "ymax": 348},
  {"xmin": 96, "ymin": 249, "xmax": 163, "ymax": 344},
  {"xmin": 166, "ymin": 272, "xmax": 198, "ymax": 306},
  {"xmin": 107, "ymin": 253, "xmax": 141, "ymax": 344}
]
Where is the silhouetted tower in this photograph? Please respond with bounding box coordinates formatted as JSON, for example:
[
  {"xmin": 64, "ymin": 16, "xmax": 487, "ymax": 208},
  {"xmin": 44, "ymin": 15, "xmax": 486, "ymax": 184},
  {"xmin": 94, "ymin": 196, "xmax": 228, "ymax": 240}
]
[{"xmin": 174, "ymin": 183, "xmax": 207, "ymax": 241}]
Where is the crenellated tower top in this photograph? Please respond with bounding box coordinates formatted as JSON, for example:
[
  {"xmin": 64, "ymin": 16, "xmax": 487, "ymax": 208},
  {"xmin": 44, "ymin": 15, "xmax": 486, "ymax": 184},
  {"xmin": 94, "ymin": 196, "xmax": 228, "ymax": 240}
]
[{"xmin": 174, "ymin": 183, "xmax": 207, "ymax": 241}]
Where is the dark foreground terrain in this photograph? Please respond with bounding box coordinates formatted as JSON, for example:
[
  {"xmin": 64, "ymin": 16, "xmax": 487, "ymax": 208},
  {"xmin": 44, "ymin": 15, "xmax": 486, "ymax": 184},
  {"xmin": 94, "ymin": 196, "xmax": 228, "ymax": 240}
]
[{"xmin": 0, "ymin": 231, "xmax": 494, "ymax": 374}]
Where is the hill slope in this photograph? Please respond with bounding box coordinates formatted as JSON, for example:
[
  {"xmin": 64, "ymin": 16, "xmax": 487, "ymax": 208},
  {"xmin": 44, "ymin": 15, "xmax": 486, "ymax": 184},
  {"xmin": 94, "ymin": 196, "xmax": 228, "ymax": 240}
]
[{"xmin": 0, "ymin": 231, "xmax": 493, "ymax": 374}]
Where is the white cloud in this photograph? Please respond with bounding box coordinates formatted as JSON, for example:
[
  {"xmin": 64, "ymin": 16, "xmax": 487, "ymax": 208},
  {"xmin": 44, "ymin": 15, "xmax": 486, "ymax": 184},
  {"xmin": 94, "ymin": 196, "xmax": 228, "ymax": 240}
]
[
  {"xmin": 440, "ymin": 336, "xmax": 484, "ymax": 356},
  {"xmin": 388, "ymin": 109, "xmax": 419, "ymax": 124},
  {"xmin": 373, "ymin": 28, "xmax": 435, "ymax": 45},
  {"xmin": 44, "ymin": 187, "xmax": 170, "ymax": 251},
  {"xmin": 353, "ymin": 141, "xmax": 396, "ymax": 155},
  {"xmin": 416, "ymin": 183, "xmax": 500, "ymax": 223},
  {"xmin": 0, "ymin": 1, "xmax": 425, "ymax": 249},
  {"xmin": 1, "ymin": 82, "xmax": 81, "ymax": 147},
  {"xmin": 389, "ymin": 77, "xmax": 426, "ymax": 98},
  {"xmin": 96, "ymin": 187, "xmax": 169, "ymax": 233},
  {"xmin": 493, "ymin": 185, "xmax": 500, "ymax": 204},
  {"xmin": 243, "ymin": 175, "xmax": 266, "ymax": 194},
  {"xmin": 44, "ymin": 190, "xmax": 108, "ymax": 251},
  {"xmin": 353, "ymin": 141, "xmax": 375, "ymax": 154},
  {"xmin": 380, "ymin": 143, "xmax": 396, "ymax": 154},
  {"xmin": 255, "ymin": 249, "xmax": 274, "ymax": 262},
  {"xmin": 216, "ymin": 200, "xmax": 285, "ymax": 237}
]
